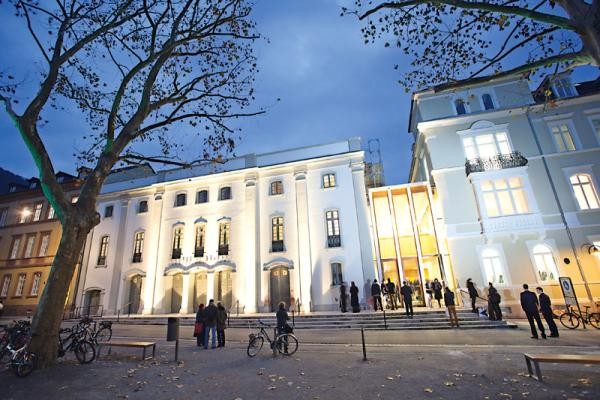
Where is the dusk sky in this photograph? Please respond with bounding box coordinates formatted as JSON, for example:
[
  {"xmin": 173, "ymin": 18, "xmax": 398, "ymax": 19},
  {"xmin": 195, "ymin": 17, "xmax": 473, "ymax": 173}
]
[{"xmin": 0, "ymin": 0, "xmax": 598, "ymax": 185}]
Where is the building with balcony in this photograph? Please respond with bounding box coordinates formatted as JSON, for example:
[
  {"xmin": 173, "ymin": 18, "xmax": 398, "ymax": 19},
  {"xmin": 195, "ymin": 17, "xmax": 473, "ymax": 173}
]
[
  {"xmin": 0, "ymin": 172, "xmax": 82, "ymax": 316},
  {"xmin": 408, "ymin": 73, "xmax": 600, "ymax": 313},
  {"xmin": 76, "ymin": 138, "xmax": 374, "ymax": 315}
]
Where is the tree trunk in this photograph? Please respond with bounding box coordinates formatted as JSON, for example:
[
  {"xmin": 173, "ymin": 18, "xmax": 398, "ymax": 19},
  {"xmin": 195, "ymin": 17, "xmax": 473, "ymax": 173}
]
[
  {"xmin": 560, "ymin": 0, "xmax": 600, "ymax": 66},
  {"xmin": 28, "ymin": 218, "xmax": 91, "ymax": 368}
]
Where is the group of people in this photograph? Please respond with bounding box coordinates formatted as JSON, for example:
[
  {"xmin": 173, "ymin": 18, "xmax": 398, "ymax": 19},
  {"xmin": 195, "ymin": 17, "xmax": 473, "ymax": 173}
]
[
  {"xmin": 465, "ymin": 279, "xmax": 503, "ymax": 321},
  {"xmin": 339, "ymin": 281, "xmax": 362, "ymax": 313},
  {"xmin": 194, "ymin": 299, "xmax": 228, "ymax": 349},
  {"xmin": 520, "ymin": 284, "xmax": 559, "ymax": 339}
]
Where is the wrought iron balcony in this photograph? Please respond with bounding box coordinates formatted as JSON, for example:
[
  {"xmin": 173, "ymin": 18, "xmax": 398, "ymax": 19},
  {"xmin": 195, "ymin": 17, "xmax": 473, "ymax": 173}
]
[
  {"xmin": 132, "ymin": 253, "xmax": 142, "ymax": 263},
  {"xmin": 271, "ymin": 240, "xmax": 284, "ymax": 252},
  {"xmin": 218, "ymin": 245, "xmax": 229, "ymax": 256},
  {"xmin": 194, "ymin": 247, "xmax": 205, "ymax": 258},
  {"xmin": 97, "ymin": 256, "xmax": 106, "ymax": 266},
  {"xmin": 171, "ymin": 248, "xmax": 182, "ymax": 259},
  {"xmin": 327, "ymin": 235, "xmax": 341, "ymax": 248},
  {"xmin": 465, "ymin": 151, "xmax": 528, "ymax": 176}
]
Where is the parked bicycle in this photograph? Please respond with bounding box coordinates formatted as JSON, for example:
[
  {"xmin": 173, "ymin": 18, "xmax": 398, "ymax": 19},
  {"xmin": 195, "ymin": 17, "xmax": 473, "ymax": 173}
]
[
  {"xmin": 247, "ymin": 321, "xmax": 298, "ymax": 357},
  {"xmin": 559, "ymin": 305, "xmax": 600, "ymax": 329},
  {"xmin": 58, "ymin": 324, "xmax": 96, "ymax": 364},
  {"xmin": 0, "ymin": 320, "xmax": 37, "ymax": 377},
  {"xmin": 76, "ymin": 317, "xmax": 112, "ymax": 345}
]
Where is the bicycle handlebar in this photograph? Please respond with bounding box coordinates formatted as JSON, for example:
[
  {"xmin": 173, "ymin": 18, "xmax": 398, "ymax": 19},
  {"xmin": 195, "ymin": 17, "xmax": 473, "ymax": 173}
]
[{"xmin": 258, "ymin": 320, "xmax": 271, "ymax": 327}]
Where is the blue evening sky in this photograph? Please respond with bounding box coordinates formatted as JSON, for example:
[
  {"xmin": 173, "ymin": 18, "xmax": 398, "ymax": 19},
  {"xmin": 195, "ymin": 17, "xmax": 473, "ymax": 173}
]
[{"xmin": 0, "ymin": 1, "xmax": 597, "ymax": 185}]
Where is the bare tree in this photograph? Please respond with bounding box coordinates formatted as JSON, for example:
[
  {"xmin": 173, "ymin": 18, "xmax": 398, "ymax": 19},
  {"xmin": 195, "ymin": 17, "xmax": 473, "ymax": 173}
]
[
  {"xmin": 345, "ymin": 0, "xmax": 600, "ymax": 90},
  {"xmin": 0, "ymin": 0, "xmax": 262, "ymax": 367}
]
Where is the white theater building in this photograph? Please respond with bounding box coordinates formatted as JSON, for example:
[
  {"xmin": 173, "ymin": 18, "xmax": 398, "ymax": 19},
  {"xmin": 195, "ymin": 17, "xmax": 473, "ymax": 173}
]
[{"xmin": 76, "ymin": 138, "xmax": 374, "ymax": 315}]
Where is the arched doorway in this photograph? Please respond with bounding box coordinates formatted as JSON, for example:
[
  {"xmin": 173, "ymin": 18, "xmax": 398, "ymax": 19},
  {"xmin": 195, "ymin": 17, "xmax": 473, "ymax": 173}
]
[
  {"xmin": 216, "ymin": 270, "xmax": 233, "ymax": 309},
  {"xmin": 83, "ymin": 289, "xmax": 101, "ymax": 316},
  {"xmin": 270, "ymin": 266, "xmax": 290, "ymax": 312},
  {"xmin": 128, "ymin": 275, "xmax": 143, "ymax": 314},
  {"xmin": 171, "ymin": 273, "xmax": 183, "ymax": 313},
  {"xmin": 193, "ymin": 271, "xmax": 207, "ymax": 311}
]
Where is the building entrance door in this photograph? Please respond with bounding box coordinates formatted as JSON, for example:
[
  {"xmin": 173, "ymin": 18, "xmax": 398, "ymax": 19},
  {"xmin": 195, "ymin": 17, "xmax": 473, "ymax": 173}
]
[
  {"xmin": 216, "ymin": 270, "xmax": 233, "ymax": 309},
  {"xmin": 270, "ymin": 267, "xmax": 290, "ymax": 312},
  {"xmin": 193, "ymin": 271, "xmax": 207, "ymax": 311},
  {"xmin": 128, "ymin": 275, "xmax": 143, "ymax": 314},
  {"xmin": 401, "ymin": 258, "xmax": 425, "ymax": 306},
  {"xmin": 84, "ymin": 290, "xmax": 101, "ymax": 316},
  {"xmin": 171, "ymin": 274, "xmax": 183, "ymax": 313}
]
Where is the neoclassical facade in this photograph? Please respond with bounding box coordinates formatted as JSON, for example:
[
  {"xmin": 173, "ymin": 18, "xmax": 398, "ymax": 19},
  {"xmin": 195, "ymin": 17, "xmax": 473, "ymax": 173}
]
[{"xmin": 76, "ymin": 139, "xmax": 374, "ymax": 315}]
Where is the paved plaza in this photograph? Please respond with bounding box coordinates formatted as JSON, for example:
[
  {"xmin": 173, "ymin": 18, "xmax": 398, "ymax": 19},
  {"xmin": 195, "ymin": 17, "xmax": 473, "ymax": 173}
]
[{"xmin": 1, "ymin": 322, "xmax": 599, "ymax": 399}]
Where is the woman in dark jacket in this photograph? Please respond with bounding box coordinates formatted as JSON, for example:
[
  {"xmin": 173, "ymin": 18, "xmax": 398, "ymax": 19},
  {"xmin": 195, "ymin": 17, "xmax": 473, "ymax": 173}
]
[
  {"xmin": 195, "ymin": 304, "xmax": 205, "ymax": 347},
  {"xmin": 466, "ymin": 278, "xmax": 478, "ymax": 313},
  {"xmin": 350, "ymin": 281, "xmax": 360, "ymax": 313},
  {"xmin": 216, "ymin": 302, "xmax": 227, "ymax": 347},
  {"xmin": 487, "ymin": 283, "xmax": 502, "ymax": 321},
  {"xmin": 432, "ymin": 278, "xmax": 443, "ymax": 308}
]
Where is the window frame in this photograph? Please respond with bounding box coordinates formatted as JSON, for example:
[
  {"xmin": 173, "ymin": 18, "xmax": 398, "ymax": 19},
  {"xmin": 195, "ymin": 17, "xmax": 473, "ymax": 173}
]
[
  {"xmin": 174, "ymin": 192, "xmax": 187, "ymax": 207},
  {"xmin": 9, "ymin": 236, "xmax": 22, "ymax": 260},
  {"xmin": 30, "ymin": 272, "xmax": 42, "ymax": 296},
  {"xmin": 33, "ymin": 202, "xmax": 43, "ymax": 222},
  {"xmin": 1, "ymin": 275, "xmax": 11, "ymax": 298},
  {"xmin": 325, "ymin": 209, "xmax": 341, "ymax": 248},
  {"xmin": 457, "ymin": 122, "xmax": 513, "ymax": 160},
  {"xmin": 331, "ymin": 262, "xmax": 343, "ymax": 286},
  {"xmin": 38, "ymin": 232, "xmax": 51, "ymax": 257},
  {"xmin": 481, "ymin": 93, "xmax": 495, "ymax": 110},
  {"xmin": 194, "ymin": 223, "xmax": 206, "ymax": 257},
  {"xmin": 104, "ymin": 205, "xmax": 114, "ymax": 218},
  {"xmin": 586, "ymin": 114, "xmax": 600, "ymax": 145},
  {"xmin": 271, "ymin": 216, "xmax": 284, "ymax": 252},
  {"xmin": 569, "ymin": 173, "xmax": 600, "ymax": 210},
  {"xmin": 322, "ymin": 173, "xmax": 336, "ymax": 189},
  {"xmin": 137, "ymin": 200, "xmax": 148, "ymax": 214},
  {"xmin": 454, "ymin": 98, "xmax": 468, "ymax": 115},
  {"xmin": 478, "ymin": 246, "xmax": 509, "ymax": 286},
  {"xmin": 97, "ymin": 235, "xmax": 109, "ymax": 266},
  {"xmin": 14, "ymin": 273, "xmax": 26, "ymax": 297},
  {"xmin": 0, "ymin": 208, "xmax": 8, "ymax": 227},
  {"xmin": 23, "ymin": 235, "xmax": 36, "ymax": 258},
  {"xmin": 132, "ymin": 231, "xmax": 144, "ymax": 263},
  {"xmin": 172, "ymin": 226, "xmax": 184, "ymax": 259},
  {"xmin": 47, "ymin": 205, "xmax": 56, "ymax": 220},
  {"xmin": 528, "ymin": 242, "xmax": 559, "ymax": 283},
  {"xmin": 196, "ymin": 189, "xmax": 209, "ymax": 204},
  {"xmin": 218, "ymin": 221, "xmax": 230, "ymax": 255},
  {"xmin": 479, "ymin": 176, "xmax": 530, "ymax": 218},
  {"xmin": 218, "ymin": 186, "xmax": 232, "ymax": 201},
  {"xmin": 547, "ymin": 120, "xmax": 578, "ymax": 153},
  {"xmin": 270, "ymin": 180, "xmax": 284, "ymax": 196}
]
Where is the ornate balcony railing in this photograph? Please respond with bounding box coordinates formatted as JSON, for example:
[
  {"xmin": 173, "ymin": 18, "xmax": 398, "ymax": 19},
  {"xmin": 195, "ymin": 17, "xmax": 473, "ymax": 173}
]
[
  {"xmin": 132, "ymin": 253, "xmax": 142, "ymax": 263},
  {"xmin": 171, "ymin": 248, "xmax": 182, "ymax": 259},
  {"xmin": 218, "ymin": 245, "xmax": 229, "ymax": 256},
  {"xmin": 327, "ymin": 235, "xmax": 341, "ymax": 248},
  {"xmin": 194, "ymin": 247, "xmax": 205, "ymax": 258},
  {"xmin": 271, "ymin": 240, "xmax": 284, "ymax": 252},
  {"xmin": 465, "ymin": 151, "xmax": 528, "ymax": 176}
]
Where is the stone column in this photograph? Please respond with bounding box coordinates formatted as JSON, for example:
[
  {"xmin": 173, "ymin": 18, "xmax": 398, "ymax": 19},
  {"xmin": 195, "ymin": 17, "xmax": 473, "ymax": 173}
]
[
  {"xmin": 143, "ymin": 189, "xmax": 165, "ymax": 315},
  {"xmin": 244, "ymin": 174, "xmax": 258, "ymax": 313},
  {"xmin": 294, "ymin": 169, "xmax": 312, "ymax": 312},
  {"xmin": 109, "ymin": 199, "xmax": 129, "ymax": 314},
  {"xmin": 351, "ymin": 160, "xmax": 377, "ymax": 284},
  {"xmin": 206, "ymin": 271, "xmax": 215, "ymax": 302},
  {"xmin": 179, "ymin": 273, "xmax": 191, "ymax": 314}
]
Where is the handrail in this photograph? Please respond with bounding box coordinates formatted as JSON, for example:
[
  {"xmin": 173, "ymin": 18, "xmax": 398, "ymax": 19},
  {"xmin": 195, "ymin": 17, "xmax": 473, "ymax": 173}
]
[{"xmin": 459, "ymin": 288, "xmax": 489, "ymax": 302}]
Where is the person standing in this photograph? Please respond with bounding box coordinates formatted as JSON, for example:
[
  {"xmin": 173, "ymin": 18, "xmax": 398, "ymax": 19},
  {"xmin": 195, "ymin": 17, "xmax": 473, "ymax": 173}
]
[
  {"xmin": 488, "ymin": 283, "xmax": 502, "ymax": 321},
  {"xmin": 350, "ymin": 281, "xmax": 360, "ymax": 313},
  {"xmin": 466, "ymin": 278, "xmax": 478, "ymax": 313},
  {"xmin": 194, "ymin": 304, "xmax": 205, "ymax": 347},
  {"xmin": 339, "ymin": 282, "xmax": 347, "ymax": 313},
  {"xmin": 0, "ymin": 300, "xmax": 4, "ymax": 317},
  {"xmin": 444, "ymin": 287, "xmax": 459, "ymax": 328},
  {"xmin": 520, "ymin": 284, "xmax": 546, "ymax": 339},
  {"xmin": 425, "ymin": 280, "xmax": 433, "ymax": 308},
  {"xmin": 400, "ymin": 281, "xmax": 414, "ymax": 318},
  {"xmin": 432, "ymin": 278, "xmax": 443, "ymax": 308},
  {"xmin": 536, "ymin": 287, "xmax": 559, "ymax": 338},
  {"xmin": 203, "ymin": 299, "xmax": 218, "ymax": 349},
  {"xmin": 386, "ymin": 278, "xmax": 397, "ymax": 310},
  {"xmin": 216, "ymin": 302, "xmax": 228, "ymax": 347},
  {"xmin": 276, "ymin": 302, "xmax": 290, "ymax": 353},
  {"xmin": 371, "ymin": 279, "xmax": 383, "ymax": 311}
]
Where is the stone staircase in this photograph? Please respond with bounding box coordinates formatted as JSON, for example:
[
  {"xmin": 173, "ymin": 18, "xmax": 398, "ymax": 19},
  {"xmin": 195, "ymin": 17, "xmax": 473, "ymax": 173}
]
[{"xmin": 103, "ymin": 309, "xmax": 516, "ymax": 330}]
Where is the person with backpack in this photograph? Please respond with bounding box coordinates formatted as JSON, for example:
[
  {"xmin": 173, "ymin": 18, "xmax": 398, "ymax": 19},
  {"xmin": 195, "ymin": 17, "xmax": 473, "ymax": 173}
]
[
  {"xmin": 216, "ymin": 302, "xmax": 228, "ymax": 347},
  {"xmin": 203, "ymin": 299, "xmax": 218, "ymax": 349},
  {"xmin": 444, "ymin": 287, "xmax": 459, "ymax": 328},
  {"xmin": 371, "ymin": 279, "xmax": 383, "ymax": 311}
]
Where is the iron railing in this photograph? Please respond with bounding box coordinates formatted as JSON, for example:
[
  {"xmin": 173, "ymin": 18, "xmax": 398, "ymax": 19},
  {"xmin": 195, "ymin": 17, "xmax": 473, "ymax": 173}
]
[
  {"xmin": 171, "ymin": 248, "xmax": 182, "ymax": 259},
  {"xmin": 271, "ymin": 240, "xmax": 284, "ymax": 252},
  {"xmin": 218, "ymin": 245, "xmax": 229, "ymax": 256},
  {"xmin": 465, "ymin": 151, "xmax": 528, "ymax": 176},
  {"xmin": 327, "ymin": 235, "xmax": 341, "ymax": 248},
  {"xmin": 194, "ymin": 247, "xmax": 204, "ymax": 258},
  {"xmin": 132, "ymin": 253, "xmax": 142, "ymax": 263}
]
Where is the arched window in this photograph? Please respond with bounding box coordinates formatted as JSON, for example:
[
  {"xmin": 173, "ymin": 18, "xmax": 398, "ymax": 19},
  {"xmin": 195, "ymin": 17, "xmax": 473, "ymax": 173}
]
[
  {"xmin": 196, "ymin": 190, "xmax": 209, "ymax": 204},
  {"xmin": 270, "ymin": 181, "xmax": 283, "ymax": 195},
  {"xmin": 532, "ymin": 244, "xmax": 558, "ymax": 282},
  {"xmin": 481, "ymin": 248, "xmax": 505, "ymax": 285},
  {"xmin": 482, "ymin": 94, "xmax": 495, "ymax": 110},
  {"xmin": 132, "ymin": 231, "xmax": 144, "ymax": 263},
  {"xmin": 172, "ymin": 227, "xmax": 183, "ymax": 259},
  {"xmin": 97, "ymin": 235, "xmax": 109, "ymax": 266},
  {"xmin": 218, "ymin": 221, "xmax": 230, "ymax": 255},
  {"xmin": 219, "ymin": 186, "xmax": 232, "ymax": 201},
  {"xmin": 455, "ymin": 98, "xmax": 467, "ymax": 115},
  {"xmin": 271, "ymin": 216, "xmax": 284, "ymax": 252},
  {"xmin": 194, "ymin": 224, "xmax": 206, "ymax": 257},
  {"xmin": 570, "ymin": 174, "xmax": 599, "ymax": 210},
  {"xmin": 175, "ymin": 193, "xmax": 187, "ymax": 207}
]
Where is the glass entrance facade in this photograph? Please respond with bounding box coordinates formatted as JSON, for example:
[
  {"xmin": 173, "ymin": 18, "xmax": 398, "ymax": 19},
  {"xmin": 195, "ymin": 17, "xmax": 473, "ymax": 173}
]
[{"xmin": 370, "ymin": 183, "xmax": 454, "ymax": 306}]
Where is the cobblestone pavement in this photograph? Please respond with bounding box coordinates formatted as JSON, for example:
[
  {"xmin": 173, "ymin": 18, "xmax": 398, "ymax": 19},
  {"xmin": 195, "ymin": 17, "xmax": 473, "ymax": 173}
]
[{"xmin": 1, "ymin": 323, "xmax": 599, "ymax": 400}]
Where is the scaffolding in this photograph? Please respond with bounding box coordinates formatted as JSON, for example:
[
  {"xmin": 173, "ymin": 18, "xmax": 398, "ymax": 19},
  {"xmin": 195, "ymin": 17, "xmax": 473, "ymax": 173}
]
[{"xmin": 365, "ymin": 138, "xmax": 385, "ymax": 190}]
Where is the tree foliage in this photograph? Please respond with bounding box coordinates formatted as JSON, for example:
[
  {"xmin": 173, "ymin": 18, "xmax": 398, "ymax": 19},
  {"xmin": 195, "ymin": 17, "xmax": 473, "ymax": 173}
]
[
  {"xmin": 346, "ymin": 0, "xmax": 600, "ymax": 91},
  {"xmin": 0, "ymin": 0, "xmax": 261, "ymax": 367}
]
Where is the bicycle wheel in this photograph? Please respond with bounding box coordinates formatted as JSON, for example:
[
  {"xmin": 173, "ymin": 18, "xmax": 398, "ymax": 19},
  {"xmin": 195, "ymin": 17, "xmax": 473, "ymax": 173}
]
[
  {"xmin": 13, "ymin": 351, "xmax": 36, "ymax": 377},
  {"xmin": 74, "ymin": 340, "xmax": 96, "ymax": 364},
  {"xmin": 247, "ymin": 336, "xmax": 264, "ymax": 357},
  {"xmin": 95, "ymin": 326, "xmax": 112, "ymax": 343},
  {"xmin": 560, "ymin": 312, "xmax": 580, "ymax": 329},
  {"xmin": 275, "ymin": 334, "xmax": 298, "ymax": 356},
  {"xmin": 589, "ymin": 313, "xmax": 600, "ymax": 329}
]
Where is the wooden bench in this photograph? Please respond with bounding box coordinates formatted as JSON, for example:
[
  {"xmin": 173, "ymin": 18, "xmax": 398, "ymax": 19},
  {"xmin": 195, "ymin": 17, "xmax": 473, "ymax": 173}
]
[
  {"xmin": 524, "ymin": 353, "xmax": 600, "ymax": 381},
  {"xmin": 98, "ymin": 341, "xmax": 156, "ymax": 360}
]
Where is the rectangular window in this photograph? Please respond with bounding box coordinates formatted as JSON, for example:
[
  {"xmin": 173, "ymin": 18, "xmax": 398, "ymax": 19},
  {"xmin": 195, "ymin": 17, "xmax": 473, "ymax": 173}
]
[
  {"xmin": 271, "ymin": 217, "xmax": 284, "ymax": 252},
  {"xmin": 331, "ymin": 263, "xmax": 343, "ymax": 286},
  {"xmin": 218, "ymin": 222, "xmax": 230, "ymax": 255},
  {"xmin": 104, "ymin": 205, "xmax": 114, "ymax": 218},
  {"xmin": 570, "ymin": 174, "xmax": 600, "ymax": 210},
  {"xmin": 322, "ymin": 173, "xmax": 336, "ymax": 188},
  {"xmin": 38, "ymin": 233, "xmax": 50, "ymax": 257},
  {"xmin": 19, "ymin": 206, "xmax": 31, "ymax": 223},
  {"xmin": 9, "ymin": 237, "xmax": 21, "ymax": 259},
  {"xmin": 219, "ymin": 187, "xmax": 232, "ymax": 201},
  {"xmin": 196, "ymin": 190, "xmax": 208, "ymax": 204},
  {"xmin": 33, "ymin": 202, "xmax": 43, "ymax": 221},
  {"xmin": 195, "ymin": 224, "xmax": 205, "ymax": 257},
  {"xmin": 270, "ymin": 181, "xmax": 283, "ymax": 195},
  {"xmin": 138, "ymin": 200, "xmax": 148, "ymax": 213},
  {"xmin": 550, "ymin": 122, "xmax": 576, "ymax": 152},
  {"xmin": 481, "ymin": 177, "xmax": 529, "ymax": 217},
  {"xmin": 591, "ymin": 117, "xmax": 600, "ymax": 142},
  {"xmin": 47, "ymin": 205, "xmax": 55, "ymax": 220},
  {"xmin": 133, "ymin": 232, "xmax": 144, "ymax": 263},
  {"xmin": 24, "ymin": 235, "xmax": 36, "ymax": 258},
  {"xmin": 97, "ymin": 236, "xmax": 109, "ymax": 265},
  {"xmin": 15, "ymin": 274, "xmax": 26, "ymax": 297},
  {"xmin": 326, "ymin": 210, "xmax": 341, "ymax": 247},
  {"xmin": 1, "ymin": 275, "xmax": 11, "ymax": 297},
  {"xmin": 30, "ymin": 272, "xmax": 42, "ymax": 296},
  {"xmin": 172, "ymin": 228, "xmax": 183, "ymax": 259},
  {"xmin": 0, "ymin": 208, "xmax": 7, "ymax": 227},
  {"xmin": 462, "ymin": 131, "xmax": 510, "ymax": 160}
]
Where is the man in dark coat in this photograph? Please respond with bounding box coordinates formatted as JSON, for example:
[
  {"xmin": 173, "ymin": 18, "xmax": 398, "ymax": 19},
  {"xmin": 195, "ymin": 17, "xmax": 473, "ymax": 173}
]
[
  {"xmin": 203, "ymin": 299, "xmax": 218, "ymax": 348},
  {"xmin": 488, "ymin": 283, "xmax": 502, "ymax": 321},
  {"xmin": 371, "ymin": 279, "xmax": 383, "ymax": 311},
  {"xmin": 400, "ymin": 281, "xmax": 414, "ymax": 318},
  {"xmin": 339, "ymin": 282, "xmax": 347, "ymax": 313},
  {"xmin": 466, "ymin": 278, "xmax": 478, "ymax": 313},
  {"xmin": 520, "ymin": 284, "xmax": 546, "ymax": 339},
  {"xmin": 536, "ymin": 287, "xmax": 559, "ymax": 337},
  {"xmin": 386, "ymin": 278, "xmax": 397, "ymax": 310}
]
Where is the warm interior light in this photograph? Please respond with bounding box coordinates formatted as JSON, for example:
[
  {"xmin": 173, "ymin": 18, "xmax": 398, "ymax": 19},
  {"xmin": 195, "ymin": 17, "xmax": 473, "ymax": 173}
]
[{"xmin": 21, "ymin": 208, "xmax": 31, "ymax": 217}]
